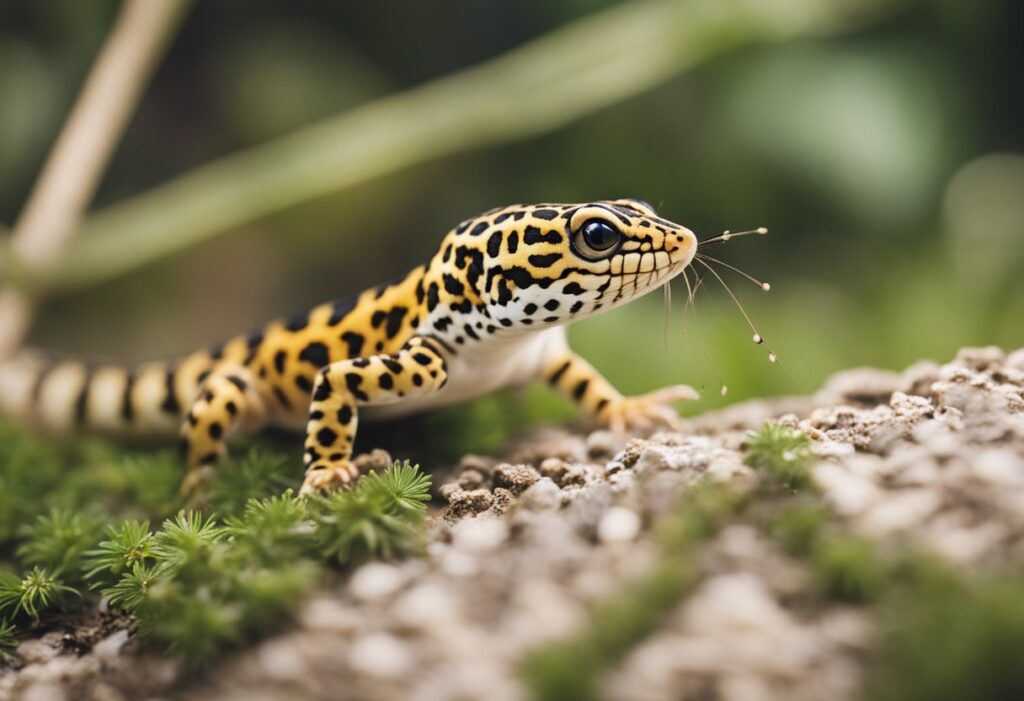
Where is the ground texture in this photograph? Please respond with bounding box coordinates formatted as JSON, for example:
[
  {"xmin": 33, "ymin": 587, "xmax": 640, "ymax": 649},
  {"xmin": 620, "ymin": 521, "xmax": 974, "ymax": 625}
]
[{"xmin": 2, "ymin": 346, "xmax": 1023, "ymax": 701}]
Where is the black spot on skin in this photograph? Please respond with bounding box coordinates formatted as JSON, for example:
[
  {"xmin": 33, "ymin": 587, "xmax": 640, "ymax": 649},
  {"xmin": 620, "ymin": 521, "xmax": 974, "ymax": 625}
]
[
  {"xmin": 455, "ymin": 336, "xmax": 464, "ymax": 345},
  {"xmin": 416, "ymin": 279, "xmax": 426, "ymax": 303},
  {"xmin": 317, "ymin": 427, "xmax": 338, "ymax": 447},
  {"xmin": 486, "ymin": 325, "xmax": 497, "ymax": 333},
  {"xmin": 545, "ymin": 299, "xmax": 560, "ymax": 311},
  {"xmin": 571, "ymin": 300, "xmax": 585, "ymax": 313},
  {"xmin": 513, "ymin": 211, "xmax": 526, "ymax": 221},
  {"xmin": 494, "ymin": 212, "xmax": 511, "ymax": 224},
  {"xmin": 375, "ymin": 342, "xmax": 384, "ymax": 352},
  {"xmin": 227, "ymin": 375, "xmax": 248, "ymax": 392},
  {"xmin": 385, "ymin": 307, "xmax": 408, "ymax": 339},
  {"xmin": 523, "ymin": 225, "xmax": 562, "ymax": 244},
  {"xmin": 371, "ymin": 310, "xmax": 388, "ymax": 328},
  {"xmin": 199, "ymin": 452, "xmax": 219, "ymax": 465},
  {"xmin": 442, "ymin": 243, "xmax": 453, "ymax": 263},
  {"xmin": 548, "ymin": 360, "xmax": 571, "ymax": 385},
  {"xmin": 496, "ymin": 280, "xmax": 513, "ymax": 306},
  {"xmin": 451, "ymin": 299, "xmax": 472, "ymax": 314},
  {"xmin": 507, "ymin": 231, "xmax": 519, "ymax": 254},
  {"xmin": 412, "ymin": 373, "xmax": 423, "ymax": 387},
  {"xmin": 352, "ymin": 358, "xmax": 370, "ymax": 368},
  {"xmin": 383, "ymin": 359, "xmax": 403, "ymax": 374},
  {"xmin": 341, "ymin": 331, "xmax": 364, "ymax": 358},
  {"xmin": 197, "ymin": 369, "xmax": 210, "ymax": 384},
  {"xmin": 274, "ymin": 386, "xmax": 291, "ymax": 408},
  {"xmin": 464, "ymin": 324, "xmax": 480, "ymax": 341},
  {"xmin": 328, "ymin": 297, "xmax": 356, "ymax": 325},
  {"xmin": 427, "ymin": 283, "xmax": 440, "ymax": 311},
  {"xmin": 345, "ymin": 373, "xmax": 369, "ymax": 401},
  {"xmin": 573, "ymin": 379, "xmax": 590, "ymax": 400},
  {"xmin": 247, "ymin": 331, "xmax": 264, "ymax": 349},
  {"xmin": 522, "ymin": 319, "xmax": 534, "ymax": 325},
  {"xmin": 487, "ymin": 232, "xmax": 502, "ymax": 257},
  {"xmin": 204, "ymin": 390, "xmax": 215, "ymax": 403},
  {"xmin": 543, "ymin": 316, "xmax": 559, "ymax": 323},
  {"xmin": 313, "ymin": 375, "xmax": 332, "ymax": 401},
  {"xmin": 188, "ymin": 411, "xmax": 198, "ymax": 427},
  {"xmin": 529, "ymin": 253, "xmax": 561, "ymax": 268},
  {"xmin": 379, "ymin": 373, "xmax": 394, "ymax": 390},
  {"xmin": 209, "ymin": 343, "xmax": 225, "ymax": 360},
  {"xmin": 533, "ymin": 208, "xmax": 558, "ymax": 220},
  {"xmin": 329, "ymin": 453, "xmax": 344, "ymax": 462},
  {"xmin": 120, "ymin": 370, "xmax": 135, "ymax": 422},
  {"xmin": 209, "ymin": 422, "xmax": 223, "ymax": 439},
  {"xmin": 295, "ymin": 375, "xmax": 313, "ymax": 393},
  {"xmin": 259, "ymin": 367, "xmax": 267, "ymax": 378},
  {"xmin": 470, "ymin": 222, "xmax": 488, "ymax": 236},
  {"xmin": 523, "ymin": 303, "xmax": 537, "ymax": 315},
  {"xmin": 226, "ymin": 401, "xmax": 237, "ymax": 416},
  {"xmin": 564, "ymin": 282, "xmax": 584, "ymax": 295},
  {"xmin": 274, "ymin": 350, "xmax": 287, "ymax": 373},
  {"xmin": 434, "ymin": 317, "xmax": 452, "ymax": 332},
  {"xmin": 285, "ymin": 313, "xmax": 308, "ymax": 332},
  {"xmin": 499, "ymin": 318, "xmax": 513, "ymax": 327},
  {"xmin": 299, "ymin": 342, "xmax": 330, "ymax": 368},
  {"xmin": 337, "ymin": 405, "xmax": 353, "ymax": 424},
  {"xmin": 413, "ymin": 353, "xmax": 432, "ymax": 366},
  {"xmin": 309, "ymin": 409, "xmax": 324, "ymax": 420},
  {"xmin": 160, "ymin": 369, "xmax": 180, "ymax": 415},
  {"xmin": 455, "ymin": 220, "xmax": 470, "ymax": 235},
  {"xmin": 443, "ymin": 274, "xmax": 464, "ymax": 296},
  {"xmin": 595, "ymin": 398, "xmax": 610, "ymax": 413}
]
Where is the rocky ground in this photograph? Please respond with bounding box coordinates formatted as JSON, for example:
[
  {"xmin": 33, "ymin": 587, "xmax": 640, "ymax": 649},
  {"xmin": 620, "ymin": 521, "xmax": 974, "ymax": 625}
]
[{"xmin": 2, "ymin": 346, "xmax": 1023, "ymax": 701}]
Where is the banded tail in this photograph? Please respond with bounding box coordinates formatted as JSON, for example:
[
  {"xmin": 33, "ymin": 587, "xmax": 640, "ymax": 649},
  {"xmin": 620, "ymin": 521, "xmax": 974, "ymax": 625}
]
[{"xmin": 0, "ymin": 332, "xmax": 258, "ymax": 436}]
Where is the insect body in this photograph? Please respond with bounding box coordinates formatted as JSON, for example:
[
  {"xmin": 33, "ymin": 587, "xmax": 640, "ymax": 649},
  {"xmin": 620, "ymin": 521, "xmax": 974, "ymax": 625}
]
[{"xmin": 0, "ymin": 200, "xmax": 699, "ymax": 495}]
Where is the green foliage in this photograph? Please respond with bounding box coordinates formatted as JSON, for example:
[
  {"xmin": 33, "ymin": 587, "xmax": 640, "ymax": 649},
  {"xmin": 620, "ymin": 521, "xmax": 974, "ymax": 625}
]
[
  {"xmin": 0, "ymin": 619, "xmax": 17, "ymax": 661},
  {"xmin": 0, "ymin": 567, "xmax": 77, "ymax": 620},
  {"xmin": 744, "ymin": 423, "xmax": 814, "ymax": 492},
  {"xmin": 83, "ymin": 520, "xmax": 155, "ymax": 586},
  {"xmin": 17, "ymin": 508, "xmax": 103, "ymax": 582},
  {"xmin": 311, "ymin": 460, "xmax": 431, "ymax": 565},
  {"xmin": 768, "ymin": 501, "xmax": 829, "ymax": 557},
  {"xmin": 207, "ymin": 448, "xmax": 299, "ymax": 517},
  {"xmin": 866, "ymin": 568, "xmax": 1024, "ymax": 701},
  {"xmin": 812, "ymin": 534, "xmax": 886, "ymax": 603}
]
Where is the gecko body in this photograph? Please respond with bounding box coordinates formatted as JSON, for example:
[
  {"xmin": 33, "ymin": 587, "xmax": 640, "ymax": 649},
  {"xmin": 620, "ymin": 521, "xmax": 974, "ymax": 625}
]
[{"xmin": 0, "ymin": 200, "xmax": 699, "ymax": 494}]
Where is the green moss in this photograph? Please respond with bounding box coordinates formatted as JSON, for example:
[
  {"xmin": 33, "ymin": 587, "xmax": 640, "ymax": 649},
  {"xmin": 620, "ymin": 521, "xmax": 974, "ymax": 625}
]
[
  {"xmin": 867, "ymin": 570, "xmax": 1024, "ymax": 701},
  {"xmin": 768, "ymin": 501, "xmax": 828, "ymax": 557},
  {"xmin": 813, "ymin": 534, "xmax": 886, "ymax": 603},
  {"xmin": 744, "ymin": 423, "xmax": 814, "ymax": 492}
]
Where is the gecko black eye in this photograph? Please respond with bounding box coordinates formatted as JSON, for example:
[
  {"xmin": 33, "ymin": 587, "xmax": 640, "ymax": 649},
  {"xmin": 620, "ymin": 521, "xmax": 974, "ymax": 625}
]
[{"xmin": 573, "ymin": 219, "xmax": 622, "ymax": 260}]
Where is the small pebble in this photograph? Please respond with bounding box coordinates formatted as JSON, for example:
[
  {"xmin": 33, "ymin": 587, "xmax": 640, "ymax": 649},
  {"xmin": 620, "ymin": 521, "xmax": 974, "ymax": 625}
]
[
  {"xmin": 348, "ymin": 633, "xmax": 413, "ymax": 679},
  {"xmin": 597, "ymin": 506, "xmax": 642, "ymax": 544}
]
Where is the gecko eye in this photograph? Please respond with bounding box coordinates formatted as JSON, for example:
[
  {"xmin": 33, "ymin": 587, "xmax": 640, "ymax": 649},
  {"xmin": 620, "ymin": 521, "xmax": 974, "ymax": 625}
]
[{"xmin": 573, "ymin": 219, "xmax": 622, "ymax": 260}]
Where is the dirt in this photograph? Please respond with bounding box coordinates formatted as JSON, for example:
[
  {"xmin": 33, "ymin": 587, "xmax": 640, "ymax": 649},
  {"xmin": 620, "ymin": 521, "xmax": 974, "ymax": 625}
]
[{"xmin": 1, "ymin": 346, "xmax": 1022, "ymax": 701}]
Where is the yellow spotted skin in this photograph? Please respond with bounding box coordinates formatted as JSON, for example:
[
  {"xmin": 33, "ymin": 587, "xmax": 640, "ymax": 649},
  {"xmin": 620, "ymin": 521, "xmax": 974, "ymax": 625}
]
[{"xmin": 0, "ymin": 200, "xmax": 700, "ymax": 495}]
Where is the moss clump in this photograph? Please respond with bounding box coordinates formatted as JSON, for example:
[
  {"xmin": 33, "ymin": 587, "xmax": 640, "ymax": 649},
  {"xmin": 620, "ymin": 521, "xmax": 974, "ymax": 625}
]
[
  {"xmin": 744, "ymin": 423, "xmax": 814, "ymax": 492},
  {"xmin": 0, "ymin": 421, "xmax": 433, "ymax": 666},
  {"xmin": 867, "ymin": 566, "xmax": 1024, "ymax": 701},
  {"xmin": 812, "ymin": 534, "xmax": 886, "ymax": 603}
]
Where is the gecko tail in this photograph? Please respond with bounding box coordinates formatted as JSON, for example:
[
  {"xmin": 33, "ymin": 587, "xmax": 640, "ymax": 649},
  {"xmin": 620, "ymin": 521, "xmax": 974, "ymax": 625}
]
[{"xmin": 0, "ymin": 350, "xmax": 182, "ymax": 437}]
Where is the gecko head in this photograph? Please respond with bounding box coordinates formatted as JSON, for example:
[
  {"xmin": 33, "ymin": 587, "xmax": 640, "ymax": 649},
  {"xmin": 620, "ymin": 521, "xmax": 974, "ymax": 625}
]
[{"xmin": 458, "ymin": 199, "xmax": 696, "ymax": 332}]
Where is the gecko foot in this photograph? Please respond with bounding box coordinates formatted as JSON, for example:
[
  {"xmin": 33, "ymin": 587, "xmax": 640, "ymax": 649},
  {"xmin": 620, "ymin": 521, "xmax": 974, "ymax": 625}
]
[
  {"xmin": 300, "ymin": 460, "xmax": 360, "ymax": 495},
  {"xmin": 599, "ymin": 384, "xmax": 699, "ymax": 433}
]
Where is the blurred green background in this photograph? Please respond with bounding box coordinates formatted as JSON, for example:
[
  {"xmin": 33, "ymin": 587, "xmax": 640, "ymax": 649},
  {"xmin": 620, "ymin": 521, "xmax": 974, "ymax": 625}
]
[{"xmin": 1, "ymin": 0, "xmax": 1022, "ymax": 436}]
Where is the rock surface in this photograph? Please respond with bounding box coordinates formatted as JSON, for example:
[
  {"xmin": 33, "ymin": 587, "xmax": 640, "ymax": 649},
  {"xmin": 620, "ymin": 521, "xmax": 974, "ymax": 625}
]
[{"xmin": 1, "ymin": 346, "xmax": 1022, "ymax": 701}]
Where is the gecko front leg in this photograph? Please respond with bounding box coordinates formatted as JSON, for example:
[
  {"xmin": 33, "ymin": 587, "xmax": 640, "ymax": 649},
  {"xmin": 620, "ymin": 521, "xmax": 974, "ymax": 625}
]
[
  {"xmin": 543, "ymin": 351, "xmax": 698, "ymax": 433},
  {"xmin": 300, "ymin": 337, "xmax": 448, "ymax": 494}
]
